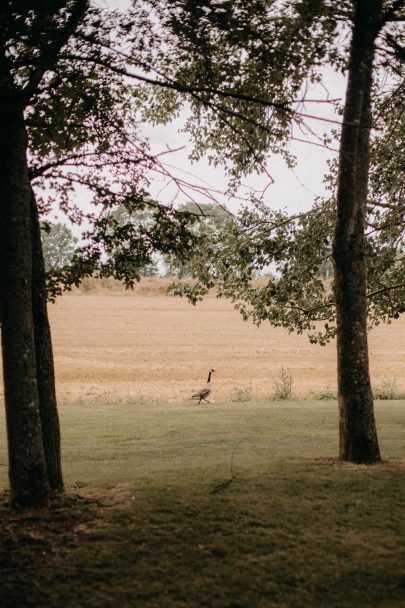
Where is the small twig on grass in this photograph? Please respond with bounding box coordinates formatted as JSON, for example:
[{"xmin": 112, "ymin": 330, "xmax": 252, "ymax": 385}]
[{"xmin": 210, "ymin": 440, "xmax": 243, "ymax": 495}]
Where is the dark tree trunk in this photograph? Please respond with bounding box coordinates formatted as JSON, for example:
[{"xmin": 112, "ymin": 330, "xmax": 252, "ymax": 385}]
[
  {"xmin": 30, "ymin": 190, "xmax": 64, "ymax": 492},
  {"xmin": 333, "ymin": 0, "xmax": 382, "ymax": 464},
  {"xmin": 0, "ymin": 92, "xmax": 50, "ymax": 507}
]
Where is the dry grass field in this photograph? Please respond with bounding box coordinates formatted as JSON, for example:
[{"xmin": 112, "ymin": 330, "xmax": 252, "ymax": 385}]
[{"xmin": 3, "ymin": 278, "xmax": 400, "ymax": 404}]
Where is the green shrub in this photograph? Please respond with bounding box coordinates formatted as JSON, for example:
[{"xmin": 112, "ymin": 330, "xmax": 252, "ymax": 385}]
[
  {"xmin": 231, "ymin": 386, "xmax": 253, "ymax": 402},
  {"xmin": 373, "ymin": 379, "xmax": 404, "ymax": 400},
  {"xmin": 273, "ymin": 367, "xmax": 293, "ymax": 400},
  {"xmin": 309, "ymin": 386, "xmax": 337, "ymax": 400}
]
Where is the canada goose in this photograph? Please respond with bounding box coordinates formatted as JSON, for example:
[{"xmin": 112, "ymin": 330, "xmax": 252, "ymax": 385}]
[{"xmin": 191, "ymin": 368, "xmax": 216, "ymax": 404}]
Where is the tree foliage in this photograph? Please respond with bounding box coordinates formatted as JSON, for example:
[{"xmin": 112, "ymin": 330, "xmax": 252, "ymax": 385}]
[
  {"xmin": 134, "ymin": 0, "xmax": 404, "ymax": 344},
  {"xmin": 41, "ymin": 222, "xmax": 77, "ymax": 272},
  {"xmin": 133, "ymin": 0, "xmax": 344, "ymax": 173},
  {"xmin": 15, "ymin": 1, "xmax": 402, "ymax": 307},
  {"xmin": 10, "ymin": 4, "xmax": 202, "ymax": 295},
  {"xmin": 163, "ymin": 202, "xmax": 232, "ymax": 276},
  {"xmin": 169, "ymin": 86, "xmax": 405, "ymax": 344}
]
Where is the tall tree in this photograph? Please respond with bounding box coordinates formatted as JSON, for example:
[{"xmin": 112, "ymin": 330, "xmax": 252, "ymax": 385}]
[
  {"xmin": 41, "ymin": 222, "xmax": 77, "ymax": 272},
  {"xmin": 0, "ymin": 0, "xmax": 89, "ymax": 506},
  {"xmin": 31, "ymin": 192, "xmax": 63, "ymax": 491},
  {"xmin": 163, "ymin": 202, "xmax": 232, "ymax": 277},
  {"xmin": 0, "ymin": 1, "xmax": 200, "ymax": 505},
  {"xmin": 0, "ymin": 80, "xmax": 50, "ymax": 507},
  {"xmin": 333, "ymin": 0, "xmax": 382, "ymax": 462},
  {"xmin": 134, "ymin": 0, "xmax": 404, "ymax": 463}
]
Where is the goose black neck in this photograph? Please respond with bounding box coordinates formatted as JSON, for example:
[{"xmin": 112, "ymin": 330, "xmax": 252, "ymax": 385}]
[{"xmin": 207, "ymin": 371, "xmax": 212, "ymax": 382}]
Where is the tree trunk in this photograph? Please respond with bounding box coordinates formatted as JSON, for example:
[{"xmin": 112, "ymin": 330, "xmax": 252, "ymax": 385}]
[
  {"xmin": 333, "ymin": 0, "xmax": 382, "ymax": 464},
  {"xmin": 0, "ymin": 93, "xmax": 50, "ymax": 506},
  {"xmin": 30, "ymin": 190, "xmax": 64, "ymax": 492}
]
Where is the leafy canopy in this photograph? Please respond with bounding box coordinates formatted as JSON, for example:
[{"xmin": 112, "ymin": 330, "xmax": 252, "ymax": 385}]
[
  {"xmin": 130, "ymin": 0, "xmax": 404, "ymax": 341},
  {"xmin": 2, "ymin": 1, "xmax": 403, "ymax": 321},
  {"xmin": 2, "ymin": 2, "xmax": 203, "ymax": 294}
]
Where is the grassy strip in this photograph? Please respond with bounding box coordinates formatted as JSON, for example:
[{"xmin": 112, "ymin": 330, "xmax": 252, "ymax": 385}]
[
  {"xmin": 2, "ymin": 400, "xmax": 403, "ymax": 487},
  {"xmin": 0, "ymin": 401, "xmax": 404, "ymax": 607}
]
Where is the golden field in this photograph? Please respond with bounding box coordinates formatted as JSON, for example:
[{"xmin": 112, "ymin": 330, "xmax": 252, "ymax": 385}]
[
  {"xmin": 1, "ymin": 279, "xmax": 404, "ymax": 403},
  {"xmin": 26, "ymin": 279, "xmax": 405, "ymax": 402}
]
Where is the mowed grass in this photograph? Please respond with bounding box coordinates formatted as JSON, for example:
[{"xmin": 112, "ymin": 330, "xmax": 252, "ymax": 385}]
[{"xmin": 1, "ymin": 400, "xmax": 404, "ymax": 607}]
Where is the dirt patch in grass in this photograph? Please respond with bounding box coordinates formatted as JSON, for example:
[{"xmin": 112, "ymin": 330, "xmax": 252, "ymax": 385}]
[{"xmin": 0, "ymin": 485, "xmax": 121, "ymax": 561}]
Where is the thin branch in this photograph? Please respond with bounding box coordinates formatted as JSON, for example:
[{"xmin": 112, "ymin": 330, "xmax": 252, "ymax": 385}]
[
  {"xmin": 367, "ymin": 282, "xmax": 405, "ymax": 298},
  {"xmin": 288, "ymin": 301, "xmax": 334, "ymax": 315},
  {"xmin": 240, "ymin": 213, "xmax": 306, "ymax": 234},
  {"xmin": 60, "ymin": 52, "xmax": 289, "ymax": 109},
  {"xmin": 286, "ymin": 282, "xmax": 405, "ymax": 316},
  {"xmin": 60, "ymin": 52, "xmax": 349, "ymax": 128},
  {"xmin": 30, "ymin": 152, "xmax": 101, "ymax": 179},
  {"xmin": 290, "ymin": 135, "xmax": 339, "ymax": 152},
  {"xmin": 30, "ymin": 146, "xmax": 187, "ymax": 180}
]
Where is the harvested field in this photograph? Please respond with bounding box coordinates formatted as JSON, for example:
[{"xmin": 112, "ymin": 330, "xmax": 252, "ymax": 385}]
[{"xmin": 3, "ymin": 280, "xmax": 400, "ymax": 404}]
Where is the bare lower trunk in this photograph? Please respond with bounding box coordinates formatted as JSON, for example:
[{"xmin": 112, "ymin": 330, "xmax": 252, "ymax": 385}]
[
  {"xmin": 333, "ymin": 0, "xmax": 382, "ymax": 464},
  {"xmin": 30, "ymin": 190, "xmax": 64, "ymax": 492},
  {"xmin": 0, "ymin": 94, "xmax": 49, "ymax": 507}
]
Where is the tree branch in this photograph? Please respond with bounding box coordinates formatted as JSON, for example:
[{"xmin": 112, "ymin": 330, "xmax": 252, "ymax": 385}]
[
  {"xmin": 367, "ymin": 282, "xmax": 405, "ymax": 298},
  {"xmin": 285, "ymin": 282, "xmax": 405, "ymax": 317},
  {"xmin": 30, "ymin": 152, "xmax": 100, "ymax": 179},
  {"xmin": 60, "ymin": 52, "xmax": 349, "ymax": 128}
]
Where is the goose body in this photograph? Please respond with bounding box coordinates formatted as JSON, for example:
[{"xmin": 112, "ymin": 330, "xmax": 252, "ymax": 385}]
[{"xmin": 191, "ymin": 369, "xmax": 216, "ymax": 404}]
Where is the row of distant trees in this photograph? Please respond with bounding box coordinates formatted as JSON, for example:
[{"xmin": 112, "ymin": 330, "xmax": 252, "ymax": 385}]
[{"xmin": 41, "ymin": 201, "xmax": 232, "ymax": 278}]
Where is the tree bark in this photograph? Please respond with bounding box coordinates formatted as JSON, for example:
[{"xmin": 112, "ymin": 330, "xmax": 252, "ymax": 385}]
[
  {"xmin": 30, "ymin": 190, "xmax": 64, "ymax": 492},
  {"xmin": 333, "ymin": 0, "xmax": 382, "ymax": 464},
  {"xmin": 0, "ymin": 92, "xmax": 50, "ymax": 506}
]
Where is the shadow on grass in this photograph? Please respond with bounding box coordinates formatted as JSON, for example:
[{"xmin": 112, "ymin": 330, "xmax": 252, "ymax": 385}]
[{"xmin": 1, "ymin": 459, "xmax": 404, "ymax": 608}]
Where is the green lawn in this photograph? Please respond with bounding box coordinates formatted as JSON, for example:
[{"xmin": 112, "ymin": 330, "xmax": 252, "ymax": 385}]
[{"xmin": 0, "ymin": 401, "xmax": 404, "ymax": 607}]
